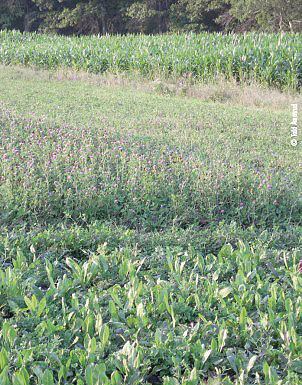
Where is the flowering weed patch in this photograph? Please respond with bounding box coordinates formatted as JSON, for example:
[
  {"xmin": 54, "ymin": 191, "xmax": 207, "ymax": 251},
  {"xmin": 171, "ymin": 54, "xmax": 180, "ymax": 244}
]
[{"xmin": 0, "ymin": 68, "xmax": 301, "ymax": 231}]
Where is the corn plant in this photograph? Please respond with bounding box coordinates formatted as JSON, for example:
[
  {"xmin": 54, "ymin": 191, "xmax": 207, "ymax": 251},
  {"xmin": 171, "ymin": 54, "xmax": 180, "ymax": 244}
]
[{"xmin": 0, "ymin": 30, "xmax": 301, "ymax": 90}]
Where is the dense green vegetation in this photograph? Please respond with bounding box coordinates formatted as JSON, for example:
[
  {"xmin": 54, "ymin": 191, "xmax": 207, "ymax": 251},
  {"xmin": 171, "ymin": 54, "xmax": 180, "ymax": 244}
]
[
  {"xmin": 0, "ymin": 62, "xmax": 302, "ymax": 384},
  {"xmin": 1, "ymin": 30, "xmax": 302, "ymax": 91}
]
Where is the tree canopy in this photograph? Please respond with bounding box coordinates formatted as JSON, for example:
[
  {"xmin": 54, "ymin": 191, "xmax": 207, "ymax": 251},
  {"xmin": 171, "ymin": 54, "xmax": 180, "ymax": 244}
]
[{"xmin": 1, "ymin": 0, "xmax": 301, "ymax": 34}]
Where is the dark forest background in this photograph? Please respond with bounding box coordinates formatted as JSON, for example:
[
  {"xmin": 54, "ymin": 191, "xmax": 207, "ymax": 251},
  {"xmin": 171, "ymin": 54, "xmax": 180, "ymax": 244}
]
[{"xmin": 1, "ymin": 0, "xmax": 302, "ymax": 35}]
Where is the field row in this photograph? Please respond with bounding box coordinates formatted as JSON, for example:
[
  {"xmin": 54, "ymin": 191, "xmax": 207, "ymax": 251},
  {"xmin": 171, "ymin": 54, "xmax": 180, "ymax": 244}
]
[{"xmin": 0, "ymin": 30, "xmax": 302, "ymax": 90}]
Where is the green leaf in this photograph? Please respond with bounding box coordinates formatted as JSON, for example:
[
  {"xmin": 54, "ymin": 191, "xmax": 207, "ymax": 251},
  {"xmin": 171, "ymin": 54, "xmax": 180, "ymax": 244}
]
[
  {"xmin": 41, "ymin": 369, "xmax": 54, "ymax": 385},
  {"xmin": 211, "ymin": 338, "xmax": 217, "ymax": 352},
  {"xmin": 2, "ymin": 322, "xmax": 17, "ymax": 346},
  {"xmin": 12, "ymin": 372, "xmax": 25, "ymax": 385},
  {"xmin": 12, "ymin": 368, "xmax": 29, "ymax": 385},
  {"xmin": 218, "ymin": 244, "xmax": 233, "ymax": 258},
  {"xmin": 218, "ymin": 328, "xmax": 228, "ymax": 352},
  {"xmin": 89, "ymin": 337, "xmax": 97, "ymax": 354},
  {"xmin": 32, "ymin": 366, "xmax": 44, "ymax": 379},
  {"xmin": 85, "ymin": 364, "xmax": 94, "ymax": 385},
  {"xmin": 155, "ymin": 328, "xmax": 162, "ymax": 344},
  {"xmin": 263, "ymin": 361, "xmax": 270, "ymax": 383},
  {"xmin": 246, "ymin": 355, "xmax": 257, "ymax": 374},
  {"xmin": 109, "ymin": 300, "xmax": 118, "ymax": 319},
  {"xmin": 218, "ymin": 287, "xmax": 232, "ymax": 298},
  {"xmin": 189, "ymin": 367, "xmax": 198, "ymax": 380},
  {"xmin": 19, "ymin": 368, "xmax": 29, "ymax": 385},
  {"xmin": 101, "ymin": 324, "xmax": 110, "ymax": 347},
  {"xmin": 239, "ymin": 307, "xmax": 247, "ymax": 330},
  {"xmin": 290, "ymin": 360, "xmax": 302, "ymax": 374},
  {"xmin": 111, "ymin": 370, "xmax": 122, "ymax": 385},
  {"xmin": 37, "ymin": 296, "xmax": 47, "ymax": 317},
  {"xmin": 45, "ymin": 259, "xmax": 55, "ymax": 289},
  {"xmin": 202, "ymin": 349, "xmax": 212, "ymax": 366},
  {"xmin": 24, "ymin": 296, "xmax": 34, "ymax": 312},
  {"xmin": 0, "ymin": 366, "xmax": 10, "ymax": 385},
  {"xmin": 227, "ymin": 351, "xmax": 238, "ymax": 375},
  {"xmin": 0, "ymin": 348, "xmax": 9, "ymax": 371},
  {"xmin": 58, "ymin": 365, "xmax": 66, "ymax": 383}
]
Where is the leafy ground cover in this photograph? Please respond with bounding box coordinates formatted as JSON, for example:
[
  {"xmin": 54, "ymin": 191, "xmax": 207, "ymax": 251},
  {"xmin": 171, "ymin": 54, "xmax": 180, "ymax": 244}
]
[{"xmin": 0, "ymin": 65, "xmax": 302, "ymax": 384}]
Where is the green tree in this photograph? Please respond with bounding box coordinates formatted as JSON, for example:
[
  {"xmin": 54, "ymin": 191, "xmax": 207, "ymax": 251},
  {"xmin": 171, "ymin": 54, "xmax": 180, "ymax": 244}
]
[
  {"xmin": 0, "ymin": 0, "xmax": 38, "ymax": 31},
  {"xmin": 125, "ymin": 0, "xmax": 174, "ymax": 34},
  {"xmin": 168, "ymin": 0, "xmax": 226, "ymax": 32},
  {"xmin": 168, "ymin": 0, "xmax": 302, "ymax": 33},
  {"xmin": 1, "ymin": 0, "xmax": 301, "ymax": 34},
  {"xmin": 217, "ymin": 0, "xmax": 302, "ymax": 32},
  {"xmin": 31, "ymin": 0, "xmax": 134, "ymax": 35},
  {"xmin": 30, "ymin": 0, "xmax": 98, "ymax": 34}
]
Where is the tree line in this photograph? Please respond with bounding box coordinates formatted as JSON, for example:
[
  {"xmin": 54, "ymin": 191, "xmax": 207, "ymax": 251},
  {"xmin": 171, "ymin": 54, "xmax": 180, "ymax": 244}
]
[{"xmin": 1, "ymin": 0, "xmax": 302, "ymax": 36}]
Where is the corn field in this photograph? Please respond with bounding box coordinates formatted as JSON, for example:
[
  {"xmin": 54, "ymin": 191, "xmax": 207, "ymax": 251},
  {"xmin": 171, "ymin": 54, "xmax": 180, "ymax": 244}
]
[{"xmin": 0, "ymin": 29, "xmax": 302, "ymax": 90}]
